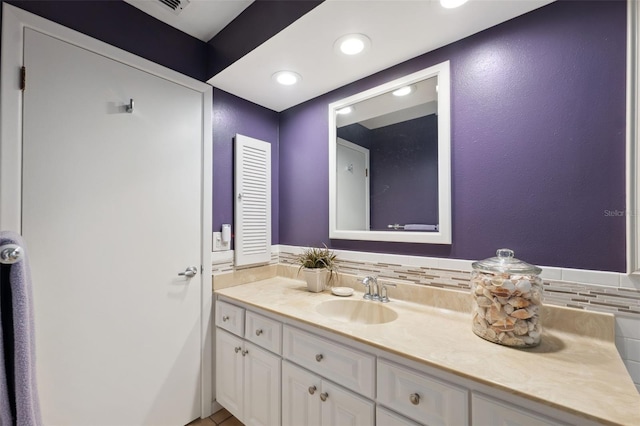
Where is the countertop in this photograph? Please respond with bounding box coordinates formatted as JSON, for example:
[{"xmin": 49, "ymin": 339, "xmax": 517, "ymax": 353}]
[{"xmin": 215, "ymin": 277, "xmax": 640, "ymax": 425}]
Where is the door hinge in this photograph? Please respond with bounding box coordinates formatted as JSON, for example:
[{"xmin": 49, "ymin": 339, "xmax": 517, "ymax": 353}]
[
  {"xmin": 365, "ymin": 168, "xmax": 368, "ymax": 177},
  {"xmin": 20, "ymin": 66, "xmax": 26, "ymax": 91}
]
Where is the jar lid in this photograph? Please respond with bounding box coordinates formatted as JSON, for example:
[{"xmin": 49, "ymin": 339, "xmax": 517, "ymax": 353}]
[{"xmin": 472, "ymin": 248, "xmax": 542, "ymax": 275}]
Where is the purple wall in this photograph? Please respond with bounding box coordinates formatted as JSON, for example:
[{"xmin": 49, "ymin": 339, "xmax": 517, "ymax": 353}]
[
  {"xmin": 279, "ymin": 0, "xmax": 627, "ymax": 272},
  {"xmin": 213, "ymin": 89, "xmax": 280, "ymax": 244}
]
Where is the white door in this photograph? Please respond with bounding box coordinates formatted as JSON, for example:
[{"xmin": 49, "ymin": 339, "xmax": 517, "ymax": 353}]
[
  {"xmin": 321, "ymin": 381, "xmax": 374, "ymax": 426},
  {"xmin": 21, "ymin": 28, "xmax": 203, "ymax": 425},
  {"xmin": 243, "ymin": 342, "xmax": 281, "ymax": 426},
  {"xmin": 215, "ymin": 330, "xmax": 244, "ymax": 420},
  {"xmin": 282, "ymin": 361, "xmax": 321, "ymax": 426},
  {"xmin": 336, "ymin": 138, "xmax": 370, "ymax": 231}
]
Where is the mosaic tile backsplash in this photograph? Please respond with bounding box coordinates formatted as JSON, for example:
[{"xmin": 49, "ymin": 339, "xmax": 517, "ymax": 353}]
[
  {"xmin": 213, "ymin": 247, "xmax": 640, "ymax": 318},
  {"xmin": 277, "ymin": 250, "xmax": 640, "ymax": 319}
]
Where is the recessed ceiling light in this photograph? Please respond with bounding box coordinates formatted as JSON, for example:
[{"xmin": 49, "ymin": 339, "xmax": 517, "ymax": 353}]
[
  {"xmin": 334, "ymin": 34, "xmax": 371, "ymax": 56},
  {"xmin": 336, "ymin": 106, "xmax": 354, "ymax": 115},
  {"xmin": 272, "ymin": 70, "xmax": 302, "ymax": 86},
  {"xmin": 440, "ymin": 0, "xmax": 468, "ymax": 9},
  {"xmin": 392, "ymin": 85, "xmax": 415, "ymax": 97}
]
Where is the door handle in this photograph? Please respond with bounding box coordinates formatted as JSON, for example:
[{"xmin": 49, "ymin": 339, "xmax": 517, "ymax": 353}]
[{"xmin": 178, "ymin": 266, "xmax": 198, "ymax": 278}]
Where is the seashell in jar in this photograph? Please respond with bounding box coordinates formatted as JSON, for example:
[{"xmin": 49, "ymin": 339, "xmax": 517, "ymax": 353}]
[
  {"xmin": 508, "ymin": 297, "xmax": 530, "ymax": 309},
  {"xmin": 502, "ymin": 336, "xmax": 526, "ymax": 346},
  {"xmin": 529, "ymin": 330, "xmax": 541, "ymax": 340},
  {"xmin": 485, "ymin": 328, "xmax": 497, "ymax": 340},
  {"xmin": 487, "ymin": 305, "xmax": 507, "ymax": 323},
  {"xmin": 491, "ymin": 277, "xmax": 504, "ymax": 286},
  {"xmin": 491, "ymin": 287, "xmax": 512, "ymax": 298},
  {"xmin": 516, "ymin": 279, "xmax": 532, "ymax": 294},
  {"xmin": 475, "ymin": 285, "xmax": 485, "ymax": 296},
  {"xmin": 476, "ymin": 307, "xmax": 486, "ymax": 319},
  {"xmin": 511, "ymin": 308, "xmax": 534, "ymax": 319},
  {"xmin": 503, "ymin": 304, "xmax": 514, "ymax": 315},
  {"xmin": 523, "ymin": 336, "xmax": 536, "ymax": 345},
  {"xmin": 501, "ymin": 280, "xmax": 516, "ymax": 292},
  {"xmin": 492, "ymin": 318, "xmax": 516, "ymax": 332},
  {"xmin": 483, "ymin": 288, "xmax": 493, "ymax": 299},
  {"xmin": 497, "ymin": 296, "xmax": 510, "ymax": 305},
  {"xmin": 476, "ymin": 296, "xmax": 493, "ymax": 307},
  {"xmin": 513, "ymin": 320, "xmax": 529, "ymax": 335},
  {"xmin": 531, "ymin": 289, "xmax": 542, "ymax": 304}
]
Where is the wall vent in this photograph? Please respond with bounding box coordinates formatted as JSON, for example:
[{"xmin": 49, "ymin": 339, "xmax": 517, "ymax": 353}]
[{"xmin": 157, "ymin": 0, "xmax": 190, "ymax": 15}]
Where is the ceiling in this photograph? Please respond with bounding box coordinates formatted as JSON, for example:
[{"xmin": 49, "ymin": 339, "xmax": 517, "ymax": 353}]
[
  {"xmin": 123, "ymin": 0, "xmax": 253, "ymax": 42},
  {"xmin": 126, "ymin": 0, "xmax": 555, "ymax": 112}
]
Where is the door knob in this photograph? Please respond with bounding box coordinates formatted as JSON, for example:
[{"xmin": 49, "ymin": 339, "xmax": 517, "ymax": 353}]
[{"xmin": 178, "ymin": 266, "xmax": 198, "ymax": 278}]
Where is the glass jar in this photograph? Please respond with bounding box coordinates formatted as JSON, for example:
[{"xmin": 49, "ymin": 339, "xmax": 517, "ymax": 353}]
[{"xmin": 471, "ymin": 249, "xmax": 543, "ymax": 348}]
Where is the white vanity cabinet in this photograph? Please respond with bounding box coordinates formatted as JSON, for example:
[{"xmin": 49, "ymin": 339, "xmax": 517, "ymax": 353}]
[
  {"xmin": 215, "ymin": 296, "xmax": 587, "ymax": 426},
  {"xmin": 215, "ymin": 302, "xmax": 281, "ymax": 426},
  {"xmin": 282, "ymin": 360, "xmax": 374, "ymax": 426}
]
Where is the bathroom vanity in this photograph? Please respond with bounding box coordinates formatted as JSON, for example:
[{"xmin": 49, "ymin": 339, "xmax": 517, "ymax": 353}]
[{"xmin": 214, "ymin": 277, "xmax": 640, "ymax": 426}]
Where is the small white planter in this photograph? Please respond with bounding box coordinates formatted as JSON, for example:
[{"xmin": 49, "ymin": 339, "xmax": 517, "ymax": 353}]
[{"xmin": 302, "ymin": 268, "xmax": 330, "ymax": 293}]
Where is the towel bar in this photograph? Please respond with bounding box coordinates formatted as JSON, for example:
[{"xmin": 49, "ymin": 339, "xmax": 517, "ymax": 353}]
[{"xmin": 0, "ymin": 244, "xmax": 23, "ymax": 264}]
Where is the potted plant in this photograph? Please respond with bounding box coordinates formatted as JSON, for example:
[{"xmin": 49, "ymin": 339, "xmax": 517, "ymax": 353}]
[{"xmin": 297, "ymin": 245, "xmax": 338, "ymax": 292}]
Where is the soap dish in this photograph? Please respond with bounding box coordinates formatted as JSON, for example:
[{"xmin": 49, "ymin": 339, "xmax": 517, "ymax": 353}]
[{"xmin": 331, "ymin": 287, "xmax": 354, "ymax": 297}]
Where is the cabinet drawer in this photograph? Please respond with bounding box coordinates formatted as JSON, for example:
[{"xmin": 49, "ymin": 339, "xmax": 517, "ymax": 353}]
[
  {"xmin": 472, "ymin": 393, "xmax": 566, "ymax": 426},
  {"xmin": 377, "ymin": 359, "xmax": 468, "ymax": 426},
  {"xmin": 216, "ymin": 300, "xmax": 245, "ymax": 337},
  {"xmin": 283, "ymin": 325, "xmax": 375, "ymax": 398},
  {"xmin": 245, "ymin": 310, "xmax": 282, "ymax": 354},
  {"xmin": 376, "ymin": 406, "xmax": 421, "ymax": 426}
]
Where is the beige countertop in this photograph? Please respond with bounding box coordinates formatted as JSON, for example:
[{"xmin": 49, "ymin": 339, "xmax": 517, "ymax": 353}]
[{"xmin": 215, "ymin": 277, "xmax": 640, "ymax": 425}]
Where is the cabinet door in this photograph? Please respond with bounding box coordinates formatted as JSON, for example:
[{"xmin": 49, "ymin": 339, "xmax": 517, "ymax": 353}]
[
  {"xmin": 243, "ymin": 342, "xmax": 281, "ymax": 426},
  {"xmin": 216, "ymin": 329, "xmax": 244, "ymax": 421},
  {"xmin": 472, "ymin": 393, "xmax": 566, "ymax": 426},
  {"xmin": 321, "ymin": 381, "xmax": 374, "ymax": 426},
  {"xmin": 282, "ymin": 361, "xmax": 322, "ymax": 426}
]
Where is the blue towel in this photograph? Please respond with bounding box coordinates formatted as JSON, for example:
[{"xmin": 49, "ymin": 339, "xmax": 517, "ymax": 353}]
[{"xmin": 0, "ymin": 232, "xmax": 42, "ymax": 426}]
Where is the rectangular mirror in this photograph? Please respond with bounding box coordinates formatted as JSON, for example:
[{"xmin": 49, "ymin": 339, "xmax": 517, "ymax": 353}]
[{"xmin": 329, "ymin": 61, "xmax": 451, "ymax": 244}]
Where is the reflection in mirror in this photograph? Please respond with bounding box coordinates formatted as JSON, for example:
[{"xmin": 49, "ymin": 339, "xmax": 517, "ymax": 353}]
[{"xmin": 329, "ymin": 61, "xmax": 451, "ymax": 244}]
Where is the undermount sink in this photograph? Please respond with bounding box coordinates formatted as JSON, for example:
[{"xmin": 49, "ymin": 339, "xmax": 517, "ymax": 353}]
[{"xmin": 316, "ymin": 299, "xmax": 398, "ymax": 325}]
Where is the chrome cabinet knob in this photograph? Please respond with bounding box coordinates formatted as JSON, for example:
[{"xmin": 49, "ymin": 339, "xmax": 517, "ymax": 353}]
[
  {"xmin": 409, "ymin": 393, "xmax": 420, "ymax": 405},
  {"xmin": 241, "ymin": 349, "xmax": 249, "ymax": 356},
  {"xmin": 320, "ymin": 392, "xmax": 328, "ymax": 402},
  {"xmin": 255, "ymin": 329, "xmax": 263, "ymax": 336},
  {"xmin": 222, "ymin": 315, "xmax": 230, "ymax": 322},
  {"xmin": 178, "ymin": 266, "xmax": 198, "ymax": 278},
  {"xmin": 308, "ymin": 385, "xmax": 317, "ymax": 395},
  {"xmin": 315, "ymin": 354, "xmax": 323, "ymax": 362},
  {"xmin": 234, "ymin": 346, "xmax": 241, "ymax": 353}
]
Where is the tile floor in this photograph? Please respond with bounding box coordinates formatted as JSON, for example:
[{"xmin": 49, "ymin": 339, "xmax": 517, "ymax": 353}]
[{"xmin": 186, "ymin": 408, "xmax": 243, "ymax": 426}]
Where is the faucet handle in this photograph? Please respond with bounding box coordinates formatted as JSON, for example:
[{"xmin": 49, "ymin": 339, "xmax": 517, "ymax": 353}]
[{"xmin": 380, "ymin": 282, "xmax": 397, "ymax": 303}]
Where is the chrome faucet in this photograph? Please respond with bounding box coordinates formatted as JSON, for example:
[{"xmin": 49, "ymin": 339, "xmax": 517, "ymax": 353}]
[
  {"xmin": 361, "ymin": 276, "xmax": 378, "ymax": 300},
  {"xmin": 361, "ymin": 276, "xmax": 397, "ymax": 302}
]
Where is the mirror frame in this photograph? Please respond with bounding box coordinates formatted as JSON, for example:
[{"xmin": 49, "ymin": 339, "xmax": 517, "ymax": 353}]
[{"xmin": 328, "ymin": 61, "xmax": 451, "ymax": 244}]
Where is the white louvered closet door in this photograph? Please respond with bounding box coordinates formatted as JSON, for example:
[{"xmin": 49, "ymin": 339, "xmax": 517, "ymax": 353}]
[{"xmin": 235, "ymin": 134, "xmax": 272, "ymax": 266}]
